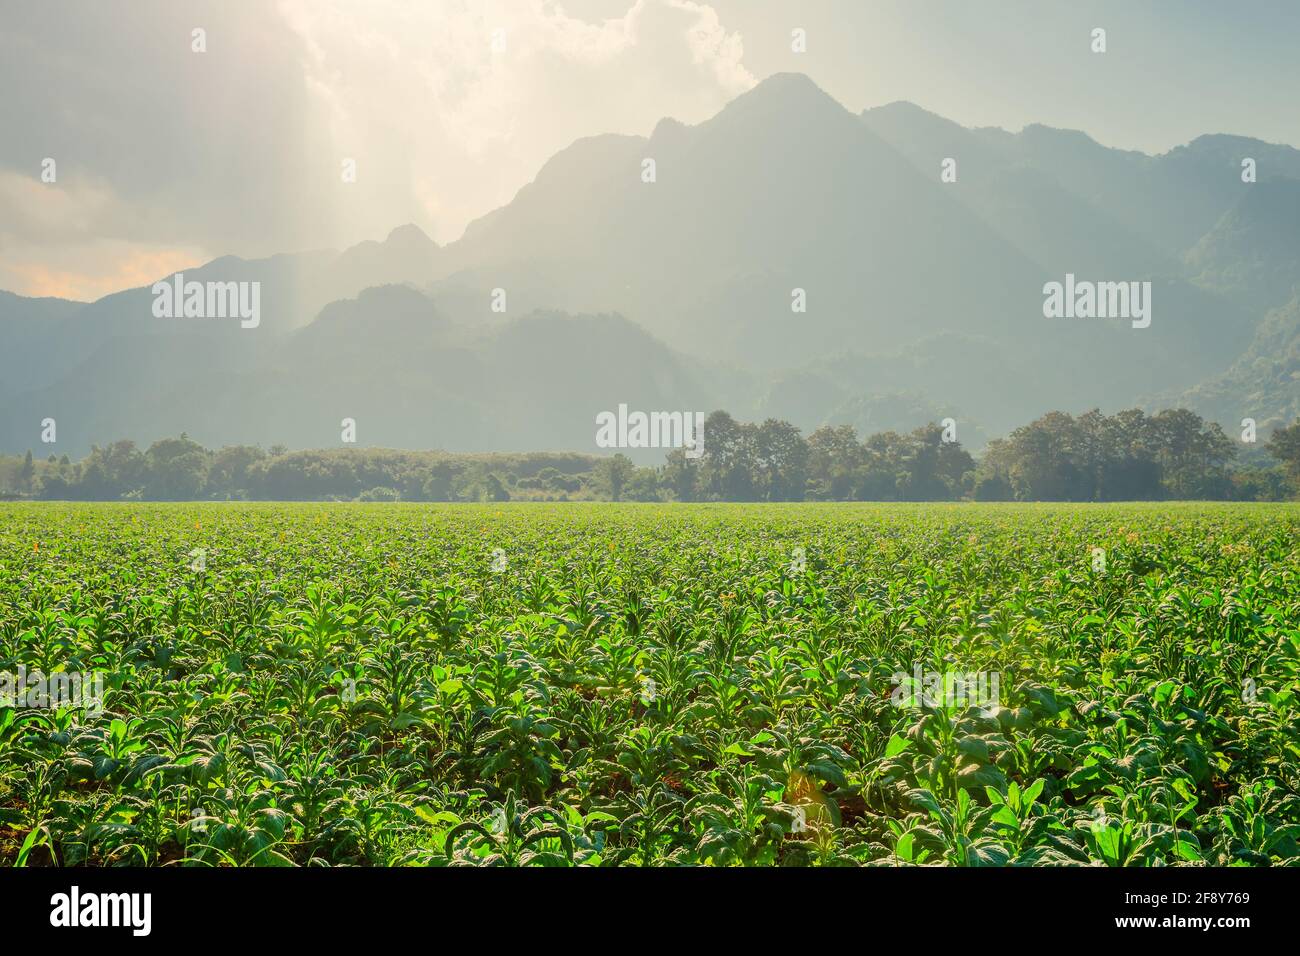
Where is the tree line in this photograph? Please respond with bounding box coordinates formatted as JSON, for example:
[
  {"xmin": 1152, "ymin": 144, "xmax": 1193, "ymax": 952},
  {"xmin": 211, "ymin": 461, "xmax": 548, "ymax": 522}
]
[
  {"xmin": 0, "ymin": 440, "xmax": 597, "ymax": 503},
  {"xmin": 659, "ymin": 409, "xmax": 1297, "ymax": 502},
  {"xmin": 2, "ymin": 409, "xmax": 1298, "ymax": 502}
]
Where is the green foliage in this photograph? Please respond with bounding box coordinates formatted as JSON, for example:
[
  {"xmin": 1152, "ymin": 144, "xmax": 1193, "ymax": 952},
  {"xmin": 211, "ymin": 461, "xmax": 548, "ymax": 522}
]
[
  {"xmin": 6, "ymin": 447, "xmax": 600, "ymax": 503},
  {"xmin": 1268, "ymin": 421, "xmax": 1300, "ymax": 484},
  {"xmin": 978, "ymin": 408, "xmax": 1248, "ymax": 501},
  {"xmin": 1, "ymin": 501, "xmax": 1297, "ymax": 867},
  {"xmin": 3, "ymin": 408, "xmax": 1296, "ymax": 502}
]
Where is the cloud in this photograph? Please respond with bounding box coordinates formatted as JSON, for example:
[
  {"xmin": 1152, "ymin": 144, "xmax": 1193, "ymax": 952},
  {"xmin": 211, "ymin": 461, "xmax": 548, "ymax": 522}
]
[
  {"xmin": 0, "ymin": 171, "xmax": 119, "ymax": 243},
  {"xmin": 0, "ymin": 244, "xmax": 205, "ymax": 302},
  {"xmin": 0, "ymin": 0, "xmax": 754, "ymax": 298},
  {"xmin": 0, "ymin": 1, "xmax": 335, "ymax": 298},
  {"xmin": 277, "ymin": 0, "xmax": 756, "ymax": 243},
  {"xmin": 0, "ymin": 170, "xmax": 207, "ymax": 300}
]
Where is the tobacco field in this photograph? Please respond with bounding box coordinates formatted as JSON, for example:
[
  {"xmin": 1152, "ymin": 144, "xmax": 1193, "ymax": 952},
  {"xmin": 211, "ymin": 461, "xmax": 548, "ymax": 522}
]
[{"xmin": 1, "ymin": 502, "xmax": 1298, "ymax": 866}]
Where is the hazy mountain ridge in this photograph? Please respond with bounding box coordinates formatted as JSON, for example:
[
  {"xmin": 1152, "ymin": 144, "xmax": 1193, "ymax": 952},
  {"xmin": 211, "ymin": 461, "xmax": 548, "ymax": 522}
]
[
  {"xmin": 1, "ymin": 73, "xmax": 1297, "ymax": 455},
  {"xmin": 1173, "ymin": 294, "xmax": 1300, "ymax": 429},
  {"xmin": 1185, "ymin": 178, "xmax": 1300, "ymax": 312}
]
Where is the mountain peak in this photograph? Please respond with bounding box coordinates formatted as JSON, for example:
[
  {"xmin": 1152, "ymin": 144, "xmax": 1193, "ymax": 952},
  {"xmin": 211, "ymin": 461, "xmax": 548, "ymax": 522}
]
[
  {"xmin": 650, "ymin": 116, "xmax": 689, "ymax": 142},
  {"xmin": 1185, "ymin": 132, "xmax": 1269, "ymax": 149},
  {"xmin": 1019, "ymin": 123, "xmax": 1104, "ymax": 149},
  {"xmin": 723, "ymin": 71, "xmax": 844, "ymax": 118},
  {"xmin": 1165, "ymin": 132, "xmax": 1300, "ymax": 163},
  {"xmin": 861, "ymin": 100, "xmax": 970, "ymax": 137},
  {"xmin": 865, "ymin": 100, "xmax": 935, "ymax": 119},
  {"xmin": 385, "ymin": 223, "xmax": 438, "ymax": 250},
  {"xmin": 752, "ymin": 71, "xmax": 822, "ymax": 92}
]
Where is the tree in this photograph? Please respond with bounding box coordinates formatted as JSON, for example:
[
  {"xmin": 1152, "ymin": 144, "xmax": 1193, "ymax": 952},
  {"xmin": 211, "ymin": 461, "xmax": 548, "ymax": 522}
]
[
  {"xmin": 1150, "ymin": 409, "xmax": 1235, "ymax": 499},
  {"xmin": 76, "ymin": 441, "xmax": 145, "ymax": 499},
  {"xmin": 421, "ymin": 463, "xmax": 457, "ymax": 501},
  {"xmin": 1094, "ymin": 408, "xmax": 1161, "ymax": 500},
  {"xmin": 483, "ymin": 472, "xmax": 511, "ymax": 501},
  {"xmin": 897, "ymin": 423, "xmax": 973, "ymax": 500},
  {"xmin": 860, "ymin": 431, "xmax": 910, "ymax": 500},
  {"xmin": 208, "ymin": 444, "xmax": 267, "ymax": 498},
  {"xmin": 596, "ymin": 454, "xmax": 635, "ymax": 501},
  {"xmin": 972, "ymin": 438, "xmax": 1016, "ymax": 500},
  {"xmin": 754, "ymin": 418, "xmax": 808, "ymax": 501},
  {"xmin": 1267, "ymin": 421, "xmax": 1300, "ymax": 490},
  {"xmin": 624, "ymin": 467, "xmax": 663, "ymax": 501},
  {"xmin": 806, "ymin": 425, "xmax": 862, "ymax": 500},
  {"xmin": 19, "ymin": 450, "xmax": 34, "ymax": 492},
  {"xmin": 144, "ymin": 435, "xmax": 209, "ymax": 500},
  {"xmin": 1006, "ymin": 412, "xmax": 1091, "ymax": 501},
  {"xmin": 972, "ymin": 471, "xmax": 1014, "ymax": 501},
  {"xmin": 661, "ymin": 449, "xmax": 699, "ymax": 501},
  {"xmin": 698, "ymin": 411, "xmax": 757, "ymax": 501}
]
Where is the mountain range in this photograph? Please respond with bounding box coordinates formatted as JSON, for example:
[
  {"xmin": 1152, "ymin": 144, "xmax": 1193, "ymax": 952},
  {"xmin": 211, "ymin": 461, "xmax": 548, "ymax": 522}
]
[{"xmin": 2, "ymin": 73, "xmax": 1297, "ymax": 459}]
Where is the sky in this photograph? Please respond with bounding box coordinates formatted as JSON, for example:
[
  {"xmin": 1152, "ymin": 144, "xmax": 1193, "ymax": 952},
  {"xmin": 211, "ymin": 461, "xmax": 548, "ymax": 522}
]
[{"xmin": 2, "ymin": 0, "xmax": 1297, "ymax": 301}]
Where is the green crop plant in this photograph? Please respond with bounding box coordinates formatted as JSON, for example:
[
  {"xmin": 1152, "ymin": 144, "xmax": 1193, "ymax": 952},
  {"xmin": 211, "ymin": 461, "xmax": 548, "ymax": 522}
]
[{"xmin": 0, "ymin": 501, "xmax": 1297, "ymax": 866}]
